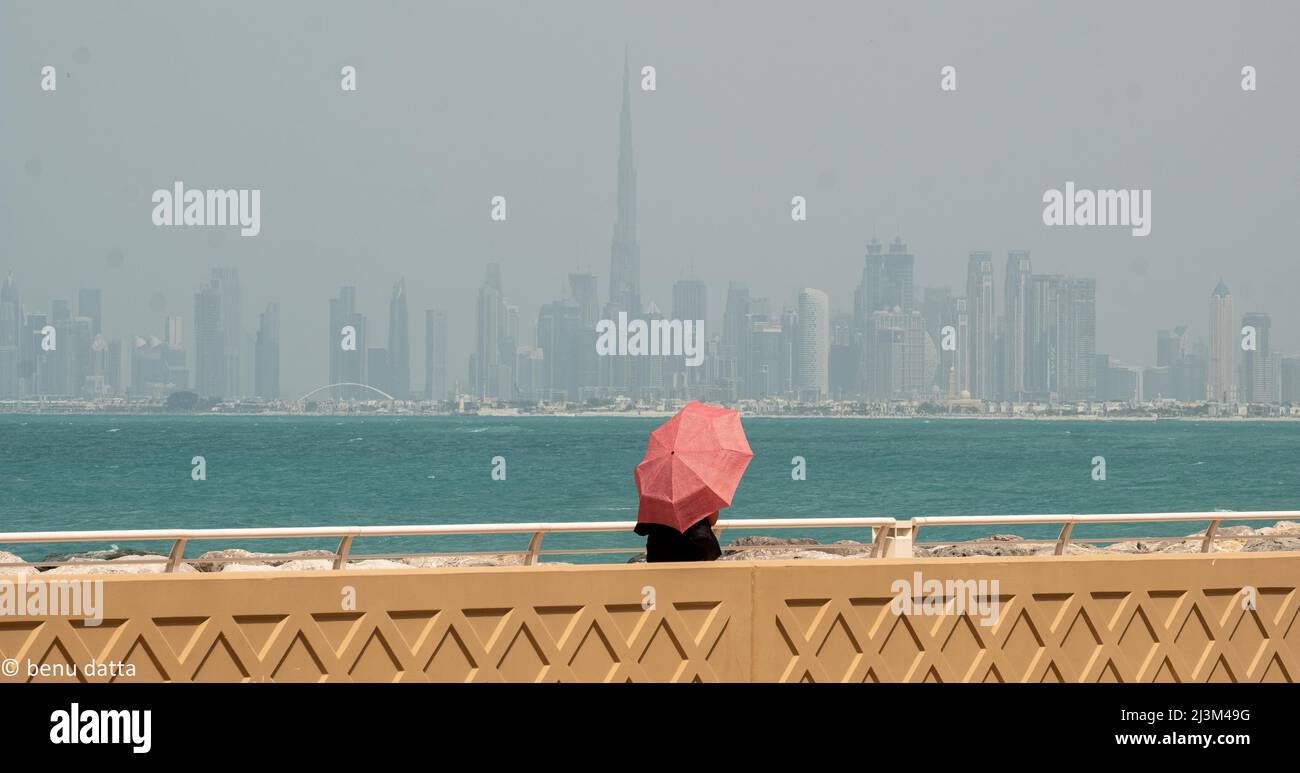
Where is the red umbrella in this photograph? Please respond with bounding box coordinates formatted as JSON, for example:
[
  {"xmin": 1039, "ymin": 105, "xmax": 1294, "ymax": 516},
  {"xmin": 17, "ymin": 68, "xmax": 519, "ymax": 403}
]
[{"xmin": 635, "ymin": 401, "xmax": 754, "ymax": 532}]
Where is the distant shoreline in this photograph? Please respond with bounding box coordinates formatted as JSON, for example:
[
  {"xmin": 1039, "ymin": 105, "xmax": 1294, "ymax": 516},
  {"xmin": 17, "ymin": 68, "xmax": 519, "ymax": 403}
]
[{"xmin": 1, "ymin": 410, "xmax": 1297, "ymax": 422}]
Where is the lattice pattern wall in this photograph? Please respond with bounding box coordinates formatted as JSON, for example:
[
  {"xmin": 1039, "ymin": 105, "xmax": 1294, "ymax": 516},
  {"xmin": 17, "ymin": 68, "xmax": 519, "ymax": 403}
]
[
  {"xmin": 0, "ymin": 566, "xmax": 750, "ymax": 683},
  {"xmin": 753, "ymin": 555, "xmax": 1297, "ymax": 682},
  {"xmin": 0, "ymin": 553, "xmax": 1294, "ymax": 682}
]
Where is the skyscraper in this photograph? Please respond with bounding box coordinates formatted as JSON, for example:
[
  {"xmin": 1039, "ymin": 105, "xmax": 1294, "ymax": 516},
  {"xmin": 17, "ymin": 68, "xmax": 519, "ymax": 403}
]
[
  {"xmin": 1003, "ymin": 251, "xmax": 1032, "ymax": 400},
  {"xmin": 211, "ymin": 268, "xmax": 241, "ymax": 399},
  {"xmin": 854, "ymin": 238, "xmax": 885, "ymax": 327},
  {"xmin": 953, "ymin": 297, "xmax": 971, "ymax": 397},
  {"xmin": 672, "ymin": 279, "xmax": 708, "ymax": 327},
  {"xmin": 255, "ymin": 302, "xmax": 280, "ymax": 400},
  {"xmin": 387, "ymin": 279, "xmax": 410, "ymax": 399},
  {"xmin": 568, "ymin": 272, "xmax": 600, "ymax": 329},
  {"xmin": 608, "ymin": 50, "xmax": 641, "ymax": 318},
  {"xmin": 424, "ymin": 309, "xmax": 448, "ymax": 402},
  {"xmin": 1282, "ymin": 356, "xmax": 1300, "ymax": 404},
  {"xmin": 536, "ymin": 300, "xmax": 582, "ymax": 401},
  {"xmin": 722, "ymin": 282, "xmax": 749, "ymax": 399},
  {"xmin": 856, "ymin": 236, "xmax": 918, "ymax": 398},
  {"xmin": 966, "ymin": 252, "xmax": 995, "ymax": 399},
  {"xmin": 920, "ymin": 287, "xmax": 955, "ymax": 394},
  {"xmin": 163, "ymin": 316, "xmax": 188, "ymax": 391},
  {"xmin": 881, "ymin": 237, "xmax": 915, "ymax": 313},
  {"xmin": 0, "ymin": 273, "xmax": 20, "ymax": 397},
  {"xmin": 194, "ymin": 280, "xmax": 226, "ymax": 399},
  {"xmin": 567, "ymin": 272, "xmax": 600, "ymax": 394},
  {"xmin": 865, "ymin": 308, "xmax": 927, "ymax": 399},
  {"xmin": 474, "ymin": 264, "xmax": 510, "ymax": 400},
  {"xmin": 329, "ymin": 287, "xmax": 367, "ymax": 400},
  {"xmin": 1240, "ymin": 312, "xmax": 1275, "ymax": 404},
  {"xmin": 1026, "ymin": 274, "xmax": 1060, "ymax": 398},
  {"xmin": 796, "ymin": 288, "xmax": 829, "ymax": 400},
  {"xmin": 1207, "ymin": 280, "xmax": 1236, "ymax": 403},
  {"xmin": 78, "ymin": 288, "xmax": 102, "ymax": 338},
  {"xmin": 749, "ymin": 317, "xmax": 786, "ymax": 399},
  {"xmin": 672, "ymin": 278, "xmax": 708, "ymax": 395},
  {"xmin": 1059, "ymin": 277, "xmax": 1096, "ymax": 401},
  {"xmin": 1156, "ymin": 327, "xmax": 1189, "ymax": 368}
]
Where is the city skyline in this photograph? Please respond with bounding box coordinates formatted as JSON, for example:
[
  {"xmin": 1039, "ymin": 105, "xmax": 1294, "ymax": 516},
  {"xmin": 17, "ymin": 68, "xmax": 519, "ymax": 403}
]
[
  {"xmin": 5, "ymin": 257, "xmax": 1298, "ymax": 408},
  {"xmin": 5, "ymin": 4, "xmax": 1294, "ymax": 405},
  {"xmin": 5, "ymin": 3, "xmax": 1298, "ymax": 401}
]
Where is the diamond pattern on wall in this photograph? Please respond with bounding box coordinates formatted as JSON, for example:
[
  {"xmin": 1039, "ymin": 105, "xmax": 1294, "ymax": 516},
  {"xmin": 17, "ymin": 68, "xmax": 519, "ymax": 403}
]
[
  {"xmin": 757, "ymin": 556, "xmax": 1300, "ymax": 683},
  {"xmin": 0, "ymin": 565, "xmax": 746, "ymax": 683},
  {"xmin": 0, "ymin": 556, "xmax": 1293, "ymax": 682}
]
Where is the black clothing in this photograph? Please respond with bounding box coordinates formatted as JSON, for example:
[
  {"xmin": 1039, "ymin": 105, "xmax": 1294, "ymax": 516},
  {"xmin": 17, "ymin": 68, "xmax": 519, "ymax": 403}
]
[{"xmin": 634, "ymin": 518, "xmax": 722, "ymax": 563}]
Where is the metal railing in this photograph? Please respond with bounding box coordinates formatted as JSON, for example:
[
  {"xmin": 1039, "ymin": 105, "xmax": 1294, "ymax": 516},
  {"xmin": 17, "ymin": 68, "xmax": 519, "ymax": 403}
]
[
  {"xmin": 0, "ymin": 511, "xmax": 1293, "ymax": 572},
  {"xmin": 0, "ymin": 517, "xmax": 900, "ymax": 571},
  {"xmin": 910, "ymin": 510, "xmax": 1298, "ymax": 555}
]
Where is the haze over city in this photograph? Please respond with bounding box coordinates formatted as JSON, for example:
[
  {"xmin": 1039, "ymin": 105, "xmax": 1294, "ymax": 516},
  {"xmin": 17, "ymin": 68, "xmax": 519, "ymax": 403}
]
[{"xmin": 3, "ymin": 0, "xmax": 1298, "ymax": 399}]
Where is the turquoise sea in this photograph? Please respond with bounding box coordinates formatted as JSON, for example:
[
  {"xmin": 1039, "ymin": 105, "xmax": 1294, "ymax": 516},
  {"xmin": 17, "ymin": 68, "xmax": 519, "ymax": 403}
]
[{"xmin": 1, "ymin": 415, "xmax": 1297, "ymax": 562}]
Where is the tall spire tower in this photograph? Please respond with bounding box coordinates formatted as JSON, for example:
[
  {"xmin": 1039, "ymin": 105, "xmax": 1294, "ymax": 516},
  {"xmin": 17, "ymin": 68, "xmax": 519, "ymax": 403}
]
[{"xmin": 609, "ymin": 47, "xmax": 641, "ymax": 316}]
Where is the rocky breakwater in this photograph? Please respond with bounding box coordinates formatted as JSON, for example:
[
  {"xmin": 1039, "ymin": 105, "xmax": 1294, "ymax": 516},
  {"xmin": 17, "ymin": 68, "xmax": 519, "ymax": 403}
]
[
  {"xmin": 3, "ymin": 521, "xmax": 1298, "ymax": 574},
  {"xmin": 627, "ymin": 521, "xmax": 1300, "ymax": 561},
  {"xmin": 0, "ymin": 546, "xmax": 532, "ymax": 576}
]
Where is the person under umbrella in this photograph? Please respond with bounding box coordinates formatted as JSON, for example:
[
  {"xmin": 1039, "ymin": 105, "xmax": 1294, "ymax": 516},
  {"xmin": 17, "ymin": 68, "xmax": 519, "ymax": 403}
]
[{"xmin": 633, "ymin": 401, "xmax": 753, "ymax": 562}]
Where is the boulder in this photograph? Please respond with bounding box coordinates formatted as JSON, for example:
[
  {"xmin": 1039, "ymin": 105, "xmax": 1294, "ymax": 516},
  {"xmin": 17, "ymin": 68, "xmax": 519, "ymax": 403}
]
[
  {"xmin": 727, "ymin": 535, "xmax": 819, "ymax": 547},
  {"xmin": 720, "ymin": 548, "xmax": 843, "ymax": 561},
  {"xmin": 918, "ymin": 541, "xmax": 1040, "ymax": 557},
  {"xmin": 345, "ymin": 559, "xmax": 410, "ymax": 571},
  {"xmin": 42, "ymin": 555, "xmax": 197, "ymax": 575},
  {"xmin": 0, "ymin": 550, "xmax": 39, "ymax": 576},
  {"xmin": 1256, "ymin": 521, "xmax": 1300, "ymax": 536},
  {"xmin": 194, "ymin": 549, "xmax": 335, "ymax": 572},
  {"xmin": 220, "ymin": 562, "xmax": 288, "ymax": 573},
  {"xmin": 40, "ymin": 546, "xmax": 154, "ymax": 564},
  {"xmin": 403, "ymin": 554, "xmax": 525, "ymax": 569},
  {"xmin": 1241, "ymin": 537, "xmax": 1300, "ymax": 553},
  {"xmin": 268, "ymin": 559, "xmax": 334, "ymax": 572}
]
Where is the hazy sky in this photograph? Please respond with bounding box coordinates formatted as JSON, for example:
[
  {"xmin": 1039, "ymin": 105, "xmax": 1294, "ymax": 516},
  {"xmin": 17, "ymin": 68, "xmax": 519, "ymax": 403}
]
[{"xmin": 3, "ymin": 0, "xmax": 1298, "ymax": 397}]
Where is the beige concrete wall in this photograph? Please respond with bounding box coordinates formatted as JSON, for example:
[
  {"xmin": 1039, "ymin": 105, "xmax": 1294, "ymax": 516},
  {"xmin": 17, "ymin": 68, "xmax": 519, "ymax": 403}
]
[{"xmin": 0, "ymin": 552, "xmax": 1293, "ymax": 682}]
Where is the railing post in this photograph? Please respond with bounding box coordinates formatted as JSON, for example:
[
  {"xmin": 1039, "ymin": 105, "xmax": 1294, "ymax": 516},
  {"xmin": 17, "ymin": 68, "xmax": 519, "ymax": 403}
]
[
  {"xmin": 1201, "ymin": 519, "xmax": 1221, "ymax": 553},
  {"xmin": 882, "ymin": 522, "xmax": 913, "ymax": 558},
  {"xmin": 526, "ymin": 531, "xmax": 545, "ymax": 565},
  {"xmin": 166, "ymin": 538, "xmax": 188, "ymax": 572},
  {"xmin": 1055, "ymin": 523, "xmax": 1075, "ymax": 555},
  {"xmin": 333, "ymin": 535, "xmax": 354, "ymax": 570}
]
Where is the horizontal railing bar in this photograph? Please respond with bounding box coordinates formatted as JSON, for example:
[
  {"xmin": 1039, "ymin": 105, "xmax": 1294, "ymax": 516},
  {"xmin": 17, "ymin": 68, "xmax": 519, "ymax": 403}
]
[
  {"xmin": 1, "ymin": 511, "xmax": 1284, "ymax": 546},
  {"xmin": 0, "ymin": 513, "xmax": 1291, "ymax": 570},
  {"xmin": 910, "ymin": 511, "xmax": 1296, "ymax": 526},
  {"xmin": 0, "ymin": 517, "xmax": 897, "ymax": 545},
  {"xmin": 914, "ymin": 535, "xmax": 1223, "ymax": 546}
]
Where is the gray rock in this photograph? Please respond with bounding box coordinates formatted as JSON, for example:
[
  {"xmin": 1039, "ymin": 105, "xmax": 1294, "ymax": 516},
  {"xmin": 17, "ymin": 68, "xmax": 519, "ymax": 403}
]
[
  {"xmin": 41, "ymin": 545, "xmax": 154, "ymax": 563},
  {"xmin": 194, "ymin": 548, "xmax": 336, "ymax": 572},
  {"xmin": 720, "ymin": 548, "xmax": 843, "ymax": 561},
  {"xmin": 345, "ymin": 559, "xmax": 410, "ymax": 571},
  {"xmin": 1256, "ymin": 521, "xmax": 1300, "ymax": 536},
  {"xmin": 0, "ymin": 550, "xmax": 39, "ymax": 576},
  {"xmin": 1241, "ymin": 537, "xmax": 1300, "ymax": 553},
  {"xmin": 403, "ymin": 554, "xmax": 525, "ymax": 569},
  {"xmin": 727, "ymin": 535, "xmax": 819, "ymax": 547},
  {"xmin": 42, "ymin": 555, "xmax": 197, "ymax": 575},
  {"xmin": 918, "ymin": 542, "xmax": 1040, "ymax": 557}
]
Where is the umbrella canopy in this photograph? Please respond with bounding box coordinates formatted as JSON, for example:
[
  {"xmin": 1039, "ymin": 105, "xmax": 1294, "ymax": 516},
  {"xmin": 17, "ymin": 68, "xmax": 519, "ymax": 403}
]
[{"xmin": 634, "ymin": 401, "xmax": 754, "ymax": 532}]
